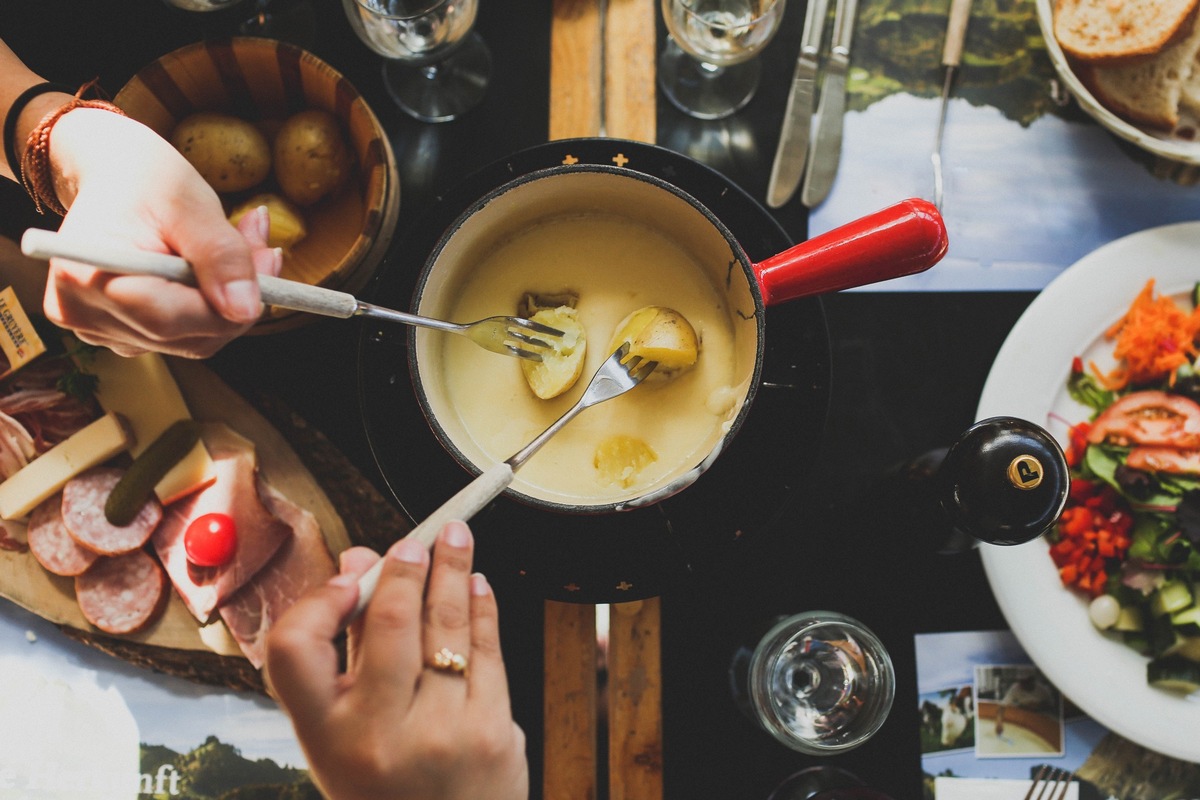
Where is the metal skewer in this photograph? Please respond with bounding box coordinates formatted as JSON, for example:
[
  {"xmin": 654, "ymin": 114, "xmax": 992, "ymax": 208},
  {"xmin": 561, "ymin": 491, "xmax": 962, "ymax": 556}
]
[{"xmin": 932, "ymin": 0, "xmax": 973, "ymax": 210}]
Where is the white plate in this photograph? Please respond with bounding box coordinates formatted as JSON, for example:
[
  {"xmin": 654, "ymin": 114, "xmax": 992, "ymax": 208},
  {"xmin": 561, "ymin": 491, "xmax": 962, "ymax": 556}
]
[
  {"xmin": 1035, "ymin": 0, "xmax": 1200, "ymax": 166},
  {"xmin": 977, "ymin": 222, "xmax": 1200, "ymax": 764}
]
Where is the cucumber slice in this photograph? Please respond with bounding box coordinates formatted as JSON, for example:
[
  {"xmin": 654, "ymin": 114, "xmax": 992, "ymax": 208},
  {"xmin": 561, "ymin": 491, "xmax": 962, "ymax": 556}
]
[
  {"xmin": 1114, "ymin": 604, "xmax": 1144, "ymax": 632},
  {"xmin": 1148, "ymin": 613, "xmax": 1181, "ymax": 656},
  {"xmin": 1151, "ymin": 581, "xmax": 1194, "ymax": 617},
  {"xmin": 1172, "ymin": 605, "xmax": 1200, "ymax": 637},
  {"xmin": 1148, "ymin": 654, "xmax": 1200, "ymax": 693}
]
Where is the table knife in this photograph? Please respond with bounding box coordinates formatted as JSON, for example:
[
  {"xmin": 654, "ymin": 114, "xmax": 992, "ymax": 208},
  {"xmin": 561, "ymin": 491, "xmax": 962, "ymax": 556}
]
[
  {"xmin": 765, "ymin": 0, "xmax": 830, "ymax": 208},
  {"xmin": 800, "ymin": 0, "xmax": 859, "ymax": 207},
  {"xmin": 932, "ymin": 0, "xmax": 973, "ymax": 209}
]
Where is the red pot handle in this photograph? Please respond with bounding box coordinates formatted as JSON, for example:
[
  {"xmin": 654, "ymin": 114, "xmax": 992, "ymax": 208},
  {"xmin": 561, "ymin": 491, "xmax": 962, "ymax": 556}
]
[{"xmin": 753, "ymin": 198, "xmax": 948, "ymax": 306}]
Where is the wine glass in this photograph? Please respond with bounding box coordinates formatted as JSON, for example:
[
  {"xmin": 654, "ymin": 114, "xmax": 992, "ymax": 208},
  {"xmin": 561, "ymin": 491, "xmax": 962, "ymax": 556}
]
[
  {"xmin": 730, "ymin": 611, "xmax": 895, "ymax": 754},
  {"xmin": 659, "ymin": 0, "xmax": 786, "ymax": 120},
  {"xmin": 160, "ymin": 0, "xmax": 243, "ymax": 9},
  {"xmin": 343, "ymin": 0, "xmax": 492, "ymax": 123},
  {"xmin": 159, "ymin": 0, "xmax": 317, "ymax": 46}
]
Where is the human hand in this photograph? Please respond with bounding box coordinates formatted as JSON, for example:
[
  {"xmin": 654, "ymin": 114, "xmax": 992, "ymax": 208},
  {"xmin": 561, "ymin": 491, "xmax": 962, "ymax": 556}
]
[
  {"xmin": 40, "ymin": 108, "xmax": 280, "ymax": 358},
  {"xmin": 265, "ymin": 522, "xmax": 529, "ymax": 800}
]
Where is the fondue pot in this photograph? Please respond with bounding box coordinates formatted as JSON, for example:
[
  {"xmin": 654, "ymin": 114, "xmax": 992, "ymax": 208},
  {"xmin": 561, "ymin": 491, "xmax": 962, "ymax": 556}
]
[
  {"xmin": 358, "ymin": 138, "xmax": 930, "ymax": 601},
  {"xmin": 404, "ymin": 162, "xmax": 946, "ymax": 514}
]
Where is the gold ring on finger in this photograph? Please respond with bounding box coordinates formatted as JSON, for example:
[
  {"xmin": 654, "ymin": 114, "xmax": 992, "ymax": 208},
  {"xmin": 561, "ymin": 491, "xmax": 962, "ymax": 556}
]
[{"xmin": 429, "ymin": 647, "xmax": 469, "ymax": 677}]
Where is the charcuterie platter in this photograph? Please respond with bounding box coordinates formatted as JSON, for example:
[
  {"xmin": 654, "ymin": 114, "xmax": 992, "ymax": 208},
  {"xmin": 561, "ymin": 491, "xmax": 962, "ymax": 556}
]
[{"xmin": 0, "ymin": 356, "xmax": 353, "ymax": 692}]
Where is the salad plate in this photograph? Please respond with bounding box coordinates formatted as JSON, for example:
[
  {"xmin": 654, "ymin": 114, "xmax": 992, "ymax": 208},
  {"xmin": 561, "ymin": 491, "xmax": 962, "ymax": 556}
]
[{"xmin": 977, "ymin": 221, "xmax": 1200, "ymax": 763}]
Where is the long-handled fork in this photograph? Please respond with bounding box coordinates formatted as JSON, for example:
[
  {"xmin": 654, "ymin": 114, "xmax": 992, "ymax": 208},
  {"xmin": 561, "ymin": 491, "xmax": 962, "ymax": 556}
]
[
  {"xmin": 352, "ymin": 343, "xmax": 657, "ymax": 615},
  {"xmin": 1023, "ymin": 765, "xmax": 1074, "ymax": 800},
  {"xmin": 20, "ymin": 228, "xmax": 563, "ymax": 362}
]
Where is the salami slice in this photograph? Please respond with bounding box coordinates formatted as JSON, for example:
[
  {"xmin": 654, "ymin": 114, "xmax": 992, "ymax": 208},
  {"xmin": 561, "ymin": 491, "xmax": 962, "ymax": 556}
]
[
  {"xmin": 27, "ymin": 493, "xmax": 99, "ymax": 576},
  {"xmin": 62, "ymin": 467, "xmax": 162, "ymax": 556},
  {"xmin": 75, "ymin": 549, "xmax": 166, "ymax": 635}
]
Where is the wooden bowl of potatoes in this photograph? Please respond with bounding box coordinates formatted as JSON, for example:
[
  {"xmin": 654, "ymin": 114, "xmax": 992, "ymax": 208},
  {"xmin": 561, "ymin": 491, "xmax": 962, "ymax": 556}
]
[{"xmin": 114, "ymin": 37, "xmax": 400, "ymax": 332}]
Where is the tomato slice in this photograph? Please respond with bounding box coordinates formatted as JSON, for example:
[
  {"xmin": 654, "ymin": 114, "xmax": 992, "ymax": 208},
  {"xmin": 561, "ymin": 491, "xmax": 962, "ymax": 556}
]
[
  {"xmin": 1087, "ymin": 390, "xmax": 1200, "ymax": 448},
  {"xmin": 1126, "ymin": 446, "xmax": 1200, "ymax": 474},
  {"xmin": 184, "ymin": 513, "xmax": 238, "ymax": 567}
]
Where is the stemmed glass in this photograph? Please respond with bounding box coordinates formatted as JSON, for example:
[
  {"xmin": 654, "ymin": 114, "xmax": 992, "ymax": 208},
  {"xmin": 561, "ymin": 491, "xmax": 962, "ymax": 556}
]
[
  {"xmin": 343, "ymin": 0, "xmax": 491, "ymax": 123},
  {"xmin": 160, "ymin": 0, "xmax": 317, "ymax": 45},
  {"xmin": 659, "ymin": 0, "xmax": 786, "ymax": 120},
  {"xmin": 730, "ymin": 611, "xmax": 895, "ymax": 755}
]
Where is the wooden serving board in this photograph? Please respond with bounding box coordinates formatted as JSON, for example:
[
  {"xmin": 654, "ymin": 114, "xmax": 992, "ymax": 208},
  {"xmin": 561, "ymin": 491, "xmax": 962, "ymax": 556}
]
[{"xmin": 0, "ymin": 358, "xmax": 358, "ymax": 692}]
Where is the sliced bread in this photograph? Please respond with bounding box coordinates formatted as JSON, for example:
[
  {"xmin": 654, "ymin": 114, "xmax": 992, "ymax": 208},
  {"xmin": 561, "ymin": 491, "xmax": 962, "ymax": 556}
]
[
  {"xmin": 1181, "ymin": 46, "xmax": 1200, "ymax": 115},
  {"xmin": 1079, "ymin": 13, "xmax": 1200, "ymax": 129},
  {"xmin": 1055, "ymin": 0, "xmax": 1199, "ymax": 63}
]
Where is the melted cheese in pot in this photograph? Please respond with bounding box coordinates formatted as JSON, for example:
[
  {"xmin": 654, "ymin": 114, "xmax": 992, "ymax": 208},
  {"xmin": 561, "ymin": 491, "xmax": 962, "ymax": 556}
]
[{"xmin": 438, "ymin": 213, "xmax": 740, "ymax": 506}]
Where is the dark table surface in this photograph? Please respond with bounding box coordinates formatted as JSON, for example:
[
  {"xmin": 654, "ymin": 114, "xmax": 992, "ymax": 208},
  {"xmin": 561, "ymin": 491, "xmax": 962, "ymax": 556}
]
[{"xmin": 1, "ymin": 2, "xmax": 1040, "ymax": 797}]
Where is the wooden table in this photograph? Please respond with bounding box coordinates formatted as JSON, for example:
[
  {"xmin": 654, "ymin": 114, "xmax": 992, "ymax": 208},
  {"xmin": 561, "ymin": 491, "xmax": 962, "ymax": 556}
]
[{"xmin": 544, "ymin": 4, "xmax": 664, "ymax": 798}]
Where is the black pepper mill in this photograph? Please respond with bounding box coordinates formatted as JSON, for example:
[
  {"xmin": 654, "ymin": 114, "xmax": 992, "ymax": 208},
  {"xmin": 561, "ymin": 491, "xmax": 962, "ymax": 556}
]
[{"xmin": 897, "ymin": 416, "xmax": 1070, "ymax": 553}]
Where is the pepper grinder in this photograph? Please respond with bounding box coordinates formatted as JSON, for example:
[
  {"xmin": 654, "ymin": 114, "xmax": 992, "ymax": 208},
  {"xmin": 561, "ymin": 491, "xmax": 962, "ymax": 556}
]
[{"xmin": 895, "ymin": 416, "xmax": 1070, "ymax": 553}]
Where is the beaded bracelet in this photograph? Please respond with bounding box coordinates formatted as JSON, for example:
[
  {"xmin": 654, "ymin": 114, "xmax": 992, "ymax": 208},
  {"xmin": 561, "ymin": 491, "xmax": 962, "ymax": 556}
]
[
  {"xmin": 3, "ymin": 81, "xmax": 73, "ymax": 178},
  {"xmin": 18, "ymin": 81, "xmax": 126, "ymax": 216}
]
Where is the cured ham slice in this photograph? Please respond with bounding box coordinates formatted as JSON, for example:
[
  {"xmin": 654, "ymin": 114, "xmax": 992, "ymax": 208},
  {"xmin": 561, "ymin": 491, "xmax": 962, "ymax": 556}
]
[
  {"xmin": 0, "ymin": 410, "xmax": 36, "ymax": 480},
  {"xmin": 75, "ymin": 549, "xmax": 167, "ymax": 635},
  {"xmin": 27, "ymin": 492, "xmax": 99, "ymax": 576},
  {"xmin": 219, "ymin": 481, "xmax": 336, "ymax": 667},
  {"xmin": 62, "ymin": 468, "xmax": 162, "ymax": 556},
  {"xmin": 152, "ymin": 424, "xmax": 292, "ymax": 623}
]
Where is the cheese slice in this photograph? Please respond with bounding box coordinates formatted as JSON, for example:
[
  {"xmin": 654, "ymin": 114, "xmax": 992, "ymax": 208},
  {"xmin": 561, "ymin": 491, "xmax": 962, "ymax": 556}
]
[
  {"xmin": 87, "ymin": 349, "xmax": 216, "ymax": 504},
  {"xmin": 0, "ymin": 412, "xmax": 132, "ymax": 520}
]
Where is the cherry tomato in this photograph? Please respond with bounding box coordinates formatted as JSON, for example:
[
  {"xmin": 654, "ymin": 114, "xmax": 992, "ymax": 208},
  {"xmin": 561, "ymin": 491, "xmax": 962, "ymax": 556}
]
[{"xmin": 184, "ymin": 513, "xmax": 238, "ymax": 567}]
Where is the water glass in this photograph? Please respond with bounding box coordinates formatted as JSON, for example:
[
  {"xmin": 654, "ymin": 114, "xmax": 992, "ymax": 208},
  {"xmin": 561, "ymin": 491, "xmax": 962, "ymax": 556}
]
[
  {"xmin": 731, "ymin": 611, "xmax": 895, "ymax": 754},
  {"xmin": 160, "ymin": 0, "xmax": 243, "ymax": 10},
  {"xmin": 344, "ymin": 0, "xmax": 491, "ymax": 122},
  {"xmin": 659, "ymin": 0, "xmax": 786, "ymax": 119}
]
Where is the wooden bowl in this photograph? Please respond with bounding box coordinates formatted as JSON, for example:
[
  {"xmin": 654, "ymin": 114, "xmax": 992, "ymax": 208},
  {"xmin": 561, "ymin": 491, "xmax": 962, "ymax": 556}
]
[{"xmin": 114, "ymin": 36, "xmax": 400, "ymax": 331}]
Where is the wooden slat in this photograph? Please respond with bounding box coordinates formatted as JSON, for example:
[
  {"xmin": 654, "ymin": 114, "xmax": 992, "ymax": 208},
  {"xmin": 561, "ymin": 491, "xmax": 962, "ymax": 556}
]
[
  {"xmin": 601, "ymin": 4, "xmax": 664, "ymax": 799},
  {"xmin": 544, "ymin": 4, "xmax": 663, "ymax": 799},
  {"xmin": 545, "ymin": 2, "xmax": 604, "ymax": 797},
  {"xmin": 604, "ymin": 0, "xmax": 658, "ymax": 143},
  {"xmin": 543, "ymin": 600, "xmax": 599, "ymax": 800},
  {"xmin": 550, "ymin": 0, "xmax": 604, "ymax": 140},
  {"xmin": 607, "ymin": 598, "xmax": 664, "ymax": 800}
]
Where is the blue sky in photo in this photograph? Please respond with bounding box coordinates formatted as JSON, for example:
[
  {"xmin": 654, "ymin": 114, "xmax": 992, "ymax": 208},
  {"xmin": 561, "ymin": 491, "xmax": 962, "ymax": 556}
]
[
  {"xmin": 0, "ymin": 602, "xmax": 307, "ymax": 769},
  {"xmin": 811, "ymin": 94, "xmax": 1200, "ymax": 292}
]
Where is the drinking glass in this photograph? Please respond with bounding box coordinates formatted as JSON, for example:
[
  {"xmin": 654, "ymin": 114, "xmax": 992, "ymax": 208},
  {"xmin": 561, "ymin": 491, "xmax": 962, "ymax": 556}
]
[
  {"xmin": 659, "ymin": 0, "xmax": 786, "ymax": 120},
  {"xmin": 730, "ymin": 611, "xmax": 895, "ymax": 754},
  {"xmin": 160, "ymin": 0, "xmax": 317, "ymax": 45},
  {"xmin": 161, "ymin": 0, "xmax": 243, "ymax": 10},
  {"xmin": 343, "ymin": 0, "xmax": 491, "ymax": 123}
]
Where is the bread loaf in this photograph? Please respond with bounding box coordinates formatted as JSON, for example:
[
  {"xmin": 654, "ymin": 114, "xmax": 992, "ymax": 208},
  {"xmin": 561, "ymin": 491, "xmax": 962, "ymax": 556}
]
[
  {"xmin": 1078, "ymin": 13, "xmax": 1200, "ymax": 129},
  {"xmin": 1054, "ymin": 0, "xmax": 1198, "ymax": 63}
]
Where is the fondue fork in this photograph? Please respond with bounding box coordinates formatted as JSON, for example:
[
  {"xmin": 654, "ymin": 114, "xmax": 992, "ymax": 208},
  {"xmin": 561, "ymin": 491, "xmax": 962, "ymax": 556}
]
[
  {"xmin": 352, "ymin": 343, "xmax": 657, "ymax": 617},
  {"xmin": 20, "ymin": 229, "xmax": 564, "ymax": 362}
]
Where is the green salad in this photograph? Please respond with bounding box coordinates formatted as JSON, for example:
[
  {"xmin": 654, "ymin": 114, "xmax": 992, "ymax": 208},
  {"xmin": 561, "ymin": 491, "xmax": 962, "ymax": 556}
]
[{"xmin": 1051, "ymin": 279, "xmax": 1200, "ymax": 694}]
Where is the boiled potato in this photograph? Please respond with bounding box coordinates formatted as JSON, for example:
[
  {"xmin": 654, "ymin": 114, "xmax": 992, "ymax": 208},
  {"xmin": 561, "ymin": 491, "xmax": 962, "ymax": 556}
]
[
  {"xmin": 170, "ymin": 112, "xmax": 271, "ymax": 193},
  {"xmin": 520, "ymin": 306, "xmax": 587, "ymax": 400},
  {"xmin": 228, "ymin": 193, "xmax": 308, "ymax": 249},
  {"xmin": 593, "ymin": 434, "xmax": 658, "ymax": 488},
  {"xmin": 607, "ymin": 305, "xmax": 699, "ymax": 381},
  {"xmin": 273, "ymin": 109, "xmax": 353, "ymax": 207}
]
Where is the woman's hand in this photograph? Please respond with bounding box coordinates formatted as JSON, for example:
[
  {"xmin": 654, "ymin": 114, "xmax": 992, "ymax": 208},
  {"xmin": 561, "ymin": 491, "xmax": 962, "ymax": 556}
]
[
  {"xmin": 265, "ymin": 522, "xmax": 529, "ymax": 800},
  {"xmin": 41, "ymin": 108, "xmax": 280, "ymax": 358}
]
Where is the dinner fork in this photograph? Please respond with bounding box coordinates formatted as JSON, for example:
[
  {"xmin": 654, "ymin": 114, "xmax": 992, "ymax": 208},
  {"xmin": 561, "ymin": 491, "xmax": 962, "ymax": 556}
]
[
  {"xmin": 20, "ymin": 228, "xmax": 563, "ymax": 362},
  {"xmin": 353, "ymin": 343, "xmax": 657, "ymax": 615},
  {"xmin": 1023, "ymin": 765, "xmax": 1074, "ymax": 800}
]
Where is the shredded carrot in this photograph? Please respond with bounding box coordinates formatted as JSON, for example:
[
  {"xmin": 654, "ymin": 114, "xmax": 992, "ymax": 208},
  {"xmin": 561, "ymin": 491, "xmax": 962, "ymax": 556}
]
[{"xmin": 1088, "ymin": 279, "xmax": 1200, "ymax": 390}]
